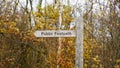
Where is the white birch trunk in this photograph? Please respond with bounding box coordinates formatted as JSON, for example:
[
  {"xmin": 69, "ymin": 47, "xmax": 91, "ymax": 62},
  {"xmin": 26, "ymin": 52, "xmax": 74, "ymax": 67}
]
[{"xmin": 57, "ymin": 0, "xmax": 62, "ymax": 68}]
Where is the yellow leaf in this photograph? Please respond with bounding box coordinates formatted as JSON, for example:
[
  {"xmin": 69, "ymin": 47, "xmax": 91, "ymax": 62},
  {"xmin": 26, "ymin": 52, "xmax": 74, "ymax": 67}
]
[
  {"xmin": 116, "ymin": 59, "xmax": 120, "ymax": 63},
  {"xmin": 0, "ymin": 28, "xmax": 6, "ymax": 33}
]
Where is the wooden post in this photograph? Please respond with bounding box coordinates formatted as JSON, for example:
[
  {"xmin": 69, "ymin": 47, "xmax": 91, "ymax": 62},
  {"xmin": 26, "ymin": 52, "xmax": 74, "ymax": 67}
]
[{"xmin": 76, "ymin": 17, "xmax": 84, "ymax": 68}]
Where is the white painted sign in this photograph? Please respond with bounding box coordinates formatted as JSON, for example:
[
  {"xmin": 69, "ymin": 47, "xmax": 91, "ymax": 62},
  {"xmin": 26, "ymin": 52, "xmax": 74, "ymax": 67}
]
[{"xmin": 34, "ymin": 30, "xmax": 76, "ymax": 37}]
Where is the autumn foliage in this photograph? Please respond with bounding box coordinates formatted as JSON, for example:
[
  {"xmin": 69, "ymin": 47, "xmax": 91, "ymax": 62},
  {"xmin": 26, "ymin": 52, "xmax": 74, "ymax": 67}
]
[{"xmin": 0, "ymin": 0, "xmax": 120, "ymax": 68}]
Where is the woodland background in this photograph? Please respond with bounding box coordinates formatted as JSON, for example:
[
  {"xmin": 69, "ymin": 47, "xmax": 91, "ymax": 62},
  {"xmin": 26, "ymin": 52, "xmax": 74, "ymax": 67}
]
[{"xmin": 0, "ymin": 0, "xmax": 120, "ymax": 68}]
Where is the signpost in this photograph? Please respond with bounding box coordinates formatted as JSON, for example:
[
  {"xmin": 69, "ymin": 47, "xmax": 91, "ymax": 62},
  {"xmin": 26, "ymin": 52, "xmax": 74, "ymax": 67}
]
[
  {"xmin": 34, "ymin": 17, "xmax": 83, "ymax": 68},
  {"xmin": 34, "ymin": 17, "xmax": 84, "ymax": 68},
  {"xmin": 34, "ymin": 18, "xmax": 84, "ymax": 68},
  {"xmin": 34, "ymin": 0, "xmax": 83, "ymax": 68}
]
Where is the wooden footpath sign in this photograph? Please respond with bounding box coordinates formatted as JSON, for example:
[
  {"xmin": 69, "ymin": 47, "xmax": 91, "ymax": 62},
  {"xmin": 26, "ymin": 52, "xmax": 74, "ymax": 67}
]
[
  {"xmin": 34, "ymin": 0, "xmax": 84, "ymax": 68},
  {"xmin": 34, "ymin": 17, "xmax": 83, "ymax": 68}
]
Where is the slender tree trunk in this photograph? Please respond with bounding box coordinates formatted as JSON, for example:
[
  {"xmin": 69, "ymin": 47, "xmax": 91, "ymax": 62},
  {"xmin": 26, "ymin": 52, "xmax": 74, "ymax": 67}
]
[
  {"xmin": 39, "ymin": 0, "xmax": 43, "ymax": 7},
  {"xmin": 57, "ymin": 0, "xmax": 62, "ymax": 68}
]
